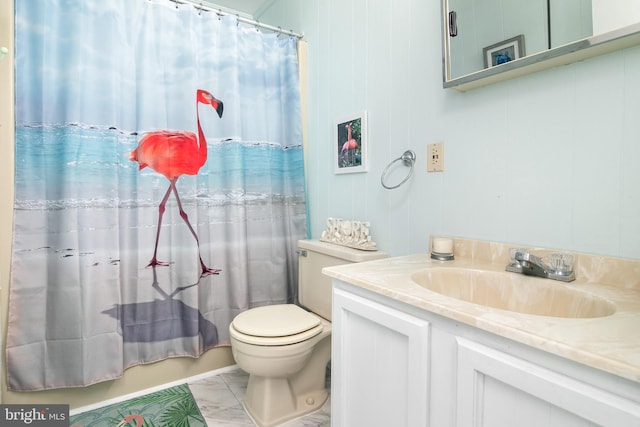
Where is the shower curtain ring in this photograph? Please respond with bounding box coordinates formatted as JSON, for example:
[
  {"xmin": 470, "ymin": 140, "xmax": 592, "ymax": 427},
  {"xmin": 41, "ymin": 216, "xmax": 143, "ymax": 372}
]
[{"xmin": 380, "ymin": 150, "xmax": 416, "ymax": 189}]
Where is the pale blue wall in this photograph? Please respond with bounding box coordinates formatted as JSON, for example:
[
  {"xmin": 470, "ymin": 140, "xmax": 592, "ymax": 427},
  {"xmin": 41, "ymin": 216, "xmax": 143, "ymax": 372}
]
[{"xmin": 261, "ymin": 0, "xmax": 640, "ymax": 260}]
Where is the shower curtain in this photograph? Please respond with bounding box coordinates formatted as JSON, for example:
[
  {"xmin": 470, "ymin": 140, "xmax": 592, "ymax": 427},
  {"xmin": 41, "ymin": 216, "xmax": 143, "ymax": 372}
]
[{"xmin": 8, "ymin": 0, "xmax": 307, "ymax": 391}]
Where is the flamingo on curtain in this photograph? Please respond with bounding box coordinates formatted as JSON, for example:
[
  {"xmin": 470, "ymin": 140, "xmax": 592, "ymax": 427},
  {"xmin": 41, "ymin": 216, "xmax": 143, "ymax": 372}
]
[{"xmin": 129, "ymin": 89, "xmax": 224, "ymax": 277}]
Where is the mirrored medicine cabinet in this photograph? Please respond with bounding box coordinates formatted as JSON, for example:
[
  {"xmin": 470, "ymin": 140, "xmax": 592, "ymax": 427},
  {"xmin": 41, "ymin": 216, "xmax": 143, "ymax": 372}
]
[{"xmin": 442, "ymin": 0, "xmax": 640, "ymax": 91}]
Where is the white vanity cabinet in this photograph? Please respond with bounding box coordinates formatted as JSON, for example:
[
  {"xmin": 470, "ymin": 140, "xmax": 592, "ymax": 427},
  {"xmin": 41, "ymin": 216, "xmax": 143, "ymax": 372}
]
[
  {"xmin": 455, "ymin": 338, "xmax": 640, "ymax": 427},
  {"xmin": 331, "ymin": 284, "xmax": 431, "ymax": 427},
  {"xmin": 332, "ymin": 281, "xmax": 640, "ymax": 427}
]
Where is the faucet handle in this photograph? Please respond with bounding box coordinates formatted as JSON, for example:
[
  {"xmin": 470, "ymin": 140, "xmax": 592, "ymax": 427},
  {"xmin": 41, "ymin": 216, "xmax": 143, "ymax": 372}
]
[
  {"xmin": 509, "ymin": 247, "xmax": 530, "ymax": 263},
  {"xmin": 506, "ymin": 248, "xmax": 530, "ymax": 274},
  {"xmin": 548, "ymin": 252, "xmax": 574, "ymax": 274},
  {"xmin": 547, "ymin": 252, "xmax": 575, "ymax": 281}
]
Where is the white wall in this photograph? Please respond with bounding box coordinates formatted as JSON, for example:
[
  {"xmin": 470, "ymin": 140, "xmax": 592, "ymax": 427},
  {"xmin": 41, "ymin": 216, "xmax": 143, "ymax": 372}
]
[
  {"xmin": 261, "ymin": 0, "xmax": 640, "ymax": 260},
  {"xmin": 593, "ymin": 0, "xmax": 640, "ymax": 35}
]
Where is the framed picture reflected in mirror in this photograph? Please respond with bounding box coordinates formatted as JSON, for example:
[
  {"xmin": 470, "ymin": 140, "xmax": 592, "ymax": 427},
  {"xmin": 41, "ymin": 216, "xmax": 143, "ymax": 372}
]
[{"xmin": 483, "ymin": 35, "xmax": 526, "ymax": 68}]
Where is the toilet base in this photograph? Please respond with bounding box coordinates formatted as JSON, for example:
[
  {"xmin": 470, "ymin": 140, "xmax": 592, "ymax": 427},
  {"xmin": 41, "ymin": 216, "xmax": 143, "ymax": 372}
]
[
  {"xmin": 241, "ymin": 335, "xmax": 331, "ymax": 427},
  {"xmin": 243, "ymin": 376, "xmax": 328, "ymax": 427}
]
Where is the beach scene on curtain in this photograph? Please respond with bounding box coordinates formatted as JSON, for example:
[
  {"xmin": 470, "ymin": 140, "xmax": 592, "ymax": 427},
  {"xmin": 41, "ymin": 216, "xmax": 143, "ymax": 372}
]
[{"xmin": 8, "ymin": 0, "xmax": 306, "ymax": 391}]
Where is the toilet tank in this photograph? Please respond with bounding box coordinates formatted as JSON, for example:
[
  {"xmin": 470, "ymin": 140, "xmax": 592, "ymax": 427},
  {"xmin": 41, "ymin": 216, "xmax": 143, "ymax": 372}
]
[{"xmin": 297, "ymin": 240, "xmax": 388, "ymax": 321}]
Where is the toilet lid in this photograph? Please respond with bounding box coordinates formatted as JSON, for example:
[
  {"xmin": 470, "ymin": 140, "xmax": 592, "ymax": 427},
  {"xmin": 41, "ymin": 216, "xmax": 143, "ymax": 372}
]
[{"xmin": 232, "ymin": 304, "xmax": 322, "ymax": 338}]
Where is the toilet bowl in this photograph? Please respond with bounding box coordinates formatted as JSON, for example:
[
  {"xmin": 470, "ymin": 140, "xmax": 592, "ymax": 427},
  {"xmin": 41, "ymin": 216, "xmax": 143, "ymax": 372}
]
[
  {"xmin": 230, "ymin": 304, "xmax": 331, "ymax": 427},
  {"xmin": 229, "ymin": 240, "xmax": 387, "ymax": 427}
]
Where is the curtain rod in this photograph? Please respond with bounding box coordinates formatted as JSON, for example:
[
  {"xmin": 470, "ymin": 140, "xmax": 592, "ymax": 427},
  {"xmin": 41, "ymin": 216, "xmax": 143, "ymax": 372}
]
[{"xmin": 173, "ymin": 0, "xmax": 304, "ymax": 39}]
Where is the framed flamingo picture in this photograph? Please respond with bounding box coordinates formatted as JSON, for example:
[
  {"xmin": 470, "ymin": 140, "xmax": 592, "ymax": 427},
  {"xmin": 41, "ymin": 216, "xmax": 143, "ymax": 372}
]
[{"xmin": 334, "ymin": 111, "xmax": 368, "ymax": 174}]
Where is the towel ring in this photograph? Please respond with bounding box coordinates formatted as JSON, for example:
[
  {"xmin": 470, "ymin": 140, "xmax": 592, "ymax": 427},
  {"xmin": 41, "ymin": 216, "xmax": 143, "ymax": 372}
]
[{"xmin": 381, "ymin": 150, "xmax": 416, "ymax": 189}]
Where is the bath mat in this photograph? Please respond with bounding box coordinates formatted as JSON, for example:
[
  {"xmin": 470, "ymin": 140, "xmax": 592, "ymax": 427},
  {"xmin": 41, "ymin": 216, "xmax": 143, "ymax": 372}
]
[{"xmin": 69, "ymin": 383, "xmax": 207, "ymax": 427}]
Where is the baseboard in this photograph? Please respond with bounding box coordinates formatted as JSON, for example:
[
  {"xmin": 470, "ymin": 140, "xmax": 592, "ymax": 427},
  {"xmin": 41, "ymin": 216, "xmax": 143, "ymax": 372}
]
[{"xmin": 69, "ymin": 364, "xmax": 240, "ymax": 416}]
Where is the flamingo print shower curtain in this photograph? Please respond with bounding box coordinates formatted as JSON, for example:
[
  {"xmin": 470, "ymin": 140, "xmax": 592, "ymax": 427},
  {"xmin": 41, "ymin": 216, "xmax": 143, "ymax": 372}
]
[{"xmin": 8, "ymin": 0, "xmax": 307, "ymax": 391}]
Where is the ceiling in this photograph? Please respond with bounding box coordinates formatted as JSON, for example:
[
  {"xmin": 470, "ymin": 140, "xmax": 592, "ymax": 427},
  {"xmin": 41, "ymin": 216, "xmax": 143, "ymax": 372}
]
[{"xmin": 198, "ymin": 0, "xmax": 274, "ymax": 18}]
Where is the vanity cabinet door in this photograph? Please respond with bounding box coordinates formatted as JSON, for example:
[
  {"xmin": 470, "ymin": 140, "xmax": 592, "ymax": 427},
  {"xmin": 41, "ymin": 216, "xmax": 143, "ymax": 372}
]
[
  {"xmin": 456, "ymin": 338, "xmax": 640, "ymax": 427},
  {"xmin": 332, "ymin": 283, "xmax": 431, "ymax": 427}
]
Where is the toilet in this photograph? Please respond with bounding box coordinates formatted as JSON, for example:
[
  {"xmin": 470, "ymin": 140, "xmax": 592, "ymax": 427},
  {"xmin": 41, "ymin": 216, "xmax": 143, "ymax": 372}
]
[{"xmin": 229, "ymin": 239, "xmax": 387, "ymax": 427}]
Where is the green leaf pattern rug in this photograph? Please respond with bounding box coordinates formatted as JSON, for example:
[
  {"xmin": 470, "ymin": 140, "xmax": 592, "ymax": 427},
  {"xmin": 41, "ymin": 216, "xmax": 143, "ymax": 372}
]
[{"xmin": 69, "ymin": 383, "xmax": 207, "ymax": 427}]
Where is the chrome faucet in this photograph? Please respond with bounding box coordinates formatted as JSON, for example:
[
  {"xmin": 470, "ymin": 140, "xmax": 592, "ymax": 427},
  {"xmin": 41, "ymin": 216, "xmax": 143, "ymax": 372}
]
[{"xmin": 506, "ymin": 249, "xmax": 575, "ymax": 282}]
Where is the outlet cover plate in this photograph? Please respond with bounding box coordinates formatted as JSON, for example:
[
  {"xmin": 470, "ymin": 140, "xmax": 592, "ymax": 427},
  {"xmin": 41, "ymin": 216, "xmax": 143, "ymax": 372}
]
[{"xmin": 427, "ymin": 142, "xmax": 444, "ymax": 172}]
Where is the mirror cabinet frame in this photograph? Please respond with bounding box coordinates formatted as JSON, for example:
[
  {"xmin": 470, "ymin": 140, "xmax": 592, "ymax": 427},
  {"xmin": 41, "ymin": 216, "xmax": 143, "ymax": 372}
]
[{"xmin": 442, "ymin": 0, "xmax": 640, "ymax": 91}]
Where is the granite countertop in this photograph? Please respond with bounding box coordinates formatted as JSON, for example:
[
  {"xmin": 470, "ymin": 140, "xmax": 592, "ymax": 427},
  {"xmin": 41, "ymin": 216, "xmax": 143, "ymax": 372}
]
[{"xmin": 322, "ymin": 238, "xmax": 640, "ymax": 383}]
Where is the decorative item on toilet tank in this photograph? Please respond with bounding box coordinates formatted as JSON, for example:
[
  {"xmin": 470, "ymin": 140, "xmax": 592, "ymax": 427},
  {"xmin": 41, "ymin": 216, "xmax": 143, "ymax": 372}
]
[{"xmin": 320, "ymin": 217, "xmax": 378, "ymax": 251}]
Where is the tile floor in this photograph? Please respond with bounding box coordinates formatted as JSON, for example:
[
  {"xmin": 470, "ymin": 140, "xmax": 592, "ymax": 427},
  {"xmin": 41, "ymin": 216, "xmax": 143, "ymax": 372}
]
[{"xmin": 188, "ymin": 366, "xmax": 331, "ymax": 427}]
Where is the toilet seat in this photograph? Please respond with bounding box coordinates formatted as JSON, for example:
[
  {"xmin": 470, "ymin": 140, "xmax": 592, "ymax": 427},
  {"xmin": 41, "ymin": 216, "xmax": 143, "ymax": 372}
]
[{"xmin": 230, "ymin": 304, "xmax": 323, "ymax": 346}]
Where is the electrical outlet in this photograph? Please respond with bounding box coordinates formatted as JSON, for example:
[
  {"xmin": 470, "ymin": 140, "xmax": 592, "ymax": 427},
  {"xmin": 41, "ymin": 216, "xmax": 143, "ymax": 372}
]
[{"xmin": 427, "ymin": 142, "xmax": 444, "ymax": 172}]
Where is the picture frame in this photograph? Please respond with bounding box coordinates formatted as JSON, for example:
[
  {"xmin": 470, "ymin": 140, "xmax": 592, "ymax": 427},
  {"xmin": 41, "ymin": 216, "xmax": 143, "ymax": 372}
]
[
  {"xmin": 334, "ymin": 111, "xmax": 367, "ymax": 174},
  {"xmin": 483, "ymin": 35, "xmax": 525, "ymax": 68}
]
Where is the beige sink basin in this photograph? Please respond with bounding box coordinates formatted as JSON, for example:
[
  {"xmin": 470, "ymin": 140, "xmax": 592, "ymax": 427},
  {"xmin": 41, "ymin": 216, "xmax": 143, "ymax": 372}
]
[{"xmin": 411, "ymin": 268, "xmax": 616, "ymax": 318}]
